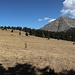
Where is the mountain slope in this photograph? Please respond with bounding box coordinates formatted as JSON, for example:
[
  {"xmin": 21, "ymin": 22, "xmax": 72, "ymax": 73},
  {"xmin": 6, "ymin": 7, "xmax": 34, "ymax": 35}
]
[{"xmin": 40, "ymin": 16, "xmax": 75, "ymax": 32}]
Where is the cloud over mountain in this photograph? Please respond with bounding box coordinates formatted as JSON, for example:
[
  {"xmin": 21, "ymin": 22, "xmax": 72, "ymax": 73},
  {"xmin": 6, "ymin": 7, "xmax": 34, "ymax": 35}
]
[
  {"xmin": 38, "ymin": 17, "xmax": 55, "ymax": 23},
  {"xmin": 48, "ymin": 19, "xmax": 56, "ymax": 22}
]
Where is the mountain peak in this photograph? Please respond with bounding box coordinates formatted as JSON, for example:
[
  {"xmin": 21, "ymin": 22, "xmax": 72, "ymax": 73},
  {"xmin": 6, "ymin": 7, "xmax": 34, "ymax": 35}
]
[
  {"xmin": 40, "ymin": 16, "xmax": 75, "ymax": 32},
  {"xmin": 59, "ymin": 16, "xmax": 70, "ymax": 19}
]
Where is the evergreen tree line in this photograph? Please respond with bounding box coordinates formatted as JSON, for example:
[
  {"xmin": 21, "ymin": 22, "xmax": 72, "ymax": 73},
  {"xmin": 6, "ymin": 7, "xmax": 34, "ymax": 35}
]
[{"xmin": 0, "ymin": 26, "xmax": 75, "ymax": 42}]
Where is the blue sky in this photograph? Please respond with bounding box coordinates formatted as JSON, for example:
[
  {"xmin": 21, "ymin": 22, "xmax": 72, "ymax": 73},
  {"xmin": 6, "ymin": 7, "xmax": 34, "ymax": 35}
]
[{"xmin": 0, "ymin": 0, "xmax": 74, "ymax": 29}]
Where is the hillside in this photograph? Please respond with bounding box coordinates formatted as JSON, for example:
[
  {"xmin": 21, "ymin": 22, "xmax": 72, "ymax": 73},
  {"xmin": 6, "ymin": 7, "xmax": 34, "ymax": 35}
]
[
  {"xmin": 0, "ymin": 29, "xmax": 75, "ymax": 72},
  {"xmin": 40, "ymin": 16, "xmax": 75, "ymax": 32}
]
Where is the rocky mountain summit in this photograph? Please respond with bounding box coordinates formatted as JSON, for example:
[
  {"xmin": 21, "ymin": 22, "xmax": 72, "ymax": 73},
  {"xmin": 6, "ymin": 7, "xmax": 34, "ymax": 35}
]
[{"xmin": 40, "ymin": 16, "xmax": 75, "ymax": 32}]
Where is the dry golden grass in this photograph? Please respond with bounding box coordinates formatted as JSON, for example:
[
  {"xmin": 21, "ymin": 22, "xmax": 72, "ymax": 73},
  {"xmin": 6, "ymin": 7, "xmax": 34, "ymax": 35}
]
[{"xmin": 0, "ymin": 29, "xmax": 75, "ymax": 72}]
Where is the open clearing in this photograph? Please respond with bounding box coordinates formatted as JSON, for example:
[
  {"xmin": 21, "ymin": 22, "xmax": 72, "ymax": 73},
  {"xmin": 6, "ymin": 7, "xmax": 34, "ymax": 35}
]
[{"xmin": 0, "ymin": 29, "xmax": 75, "ymax": 72}]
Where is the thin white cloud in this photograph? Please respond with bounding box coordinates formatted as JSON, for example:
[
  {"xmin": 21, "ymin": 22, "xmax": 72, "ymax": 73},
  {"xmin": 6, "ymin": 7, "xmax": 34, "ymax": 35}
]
[
  {"xmin": 38, "ymin": 17, "xmax": 56, "ymax": 23},
  {"xmin": 44, "ymin": 17, "xmax": 50, "ymax": 20},
  {"xmin": 61, "ymin": 0, "xmax": 75, "ymax": 17},
  {"xmin": 38, "ymin": 19, "xmax": 43, "ymax": 21},
  {"xmin": 48, "ymin": 19, "xmax": 56, "ymax": 22}
]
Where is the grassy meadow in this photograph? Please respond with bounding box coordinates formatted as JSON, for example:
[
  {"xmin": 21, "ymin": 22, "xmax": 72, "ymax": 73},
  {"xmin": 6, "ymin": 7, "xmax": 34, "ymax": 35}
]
[{"xmin": 0, "ymin": 29, "xmax": 75, "ymax": 72}]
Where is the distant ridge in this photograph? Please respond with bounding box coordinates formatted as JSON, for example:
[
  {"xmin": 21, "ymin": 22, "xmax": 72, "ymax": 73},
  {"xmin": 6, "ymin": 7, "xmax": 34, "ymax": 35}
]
[{"xmin": 40, "ymin": 16, "xmax": 75, "ymax": 32}]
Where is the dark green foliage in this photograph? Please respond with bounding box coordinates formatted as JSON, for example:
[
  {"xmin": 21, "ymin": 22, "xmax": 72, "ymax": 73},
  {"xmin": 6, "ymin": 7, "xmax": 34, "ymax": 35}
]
[
  {"xmin": 29, "ymin": 29, "xmax": 36, "ymax": 36},
  {"xmin": 11, "ymin": 26, "xmax": 16, "ymax": 30},
  {"xmin": 16, "ymin": 26, "xmax": 22, "ymax": 31},
  {"xmin": 23, "ymin": 27, "xmax": 31, "ymax": 32},
  {"xmin": 1, "ymin": 26, "xmax": 75, "ymax": 42},
  {"xmin": 25, "ymin": 32, "xmax": 28, "ymax": 36},
  {"xmin": 1, "ymin": 26, "xmax": 7, "ymax": 30},
  {"xmin": 3, "ymin": 26, "xmax": 7, "ymax": 29},
  {"xmin": 0, "ymin": 26, "xmax": 3, "ymax": 29},
  {"xmin": 11, "ymin": 29, "xmax": 13, "ymax": 33},
  {"xmin": 7, "ymin": 26, "xmax": 11, "ymax": 29}
]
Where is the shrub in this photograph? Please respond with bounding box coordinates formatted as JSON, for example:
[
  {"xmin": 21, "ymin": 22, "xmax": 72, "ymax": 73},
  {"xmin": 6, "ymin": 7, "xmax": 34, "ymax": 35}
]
[
  {"xmin": 11, "ymin": 29, "xmax": 13, "ymax": 33},
  {"xmin": 25, "ymin": 32, "xmax": 28, "ymax": 36},
  {"xmin": 19, "ymin": 32, "xmax": 21, "ymax": 35}
]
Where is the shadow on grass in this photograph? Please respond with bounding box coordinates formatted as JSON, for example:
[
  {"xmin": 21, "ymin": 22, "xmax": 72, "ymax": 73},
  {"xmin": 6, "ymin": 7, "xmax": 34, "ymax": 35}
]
[{"xmin": 0, "ymin": 63, "xmax": 75, "ymax": 75}]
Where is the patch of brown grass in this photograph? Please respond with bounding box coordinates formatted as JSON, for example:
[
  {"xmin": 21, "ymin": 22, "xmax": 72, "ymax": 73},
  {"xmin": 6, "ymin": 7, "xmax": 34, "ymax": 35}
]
[{"xmin": 0, "ymin": 29, "xmax": 75, "ymax": 72}]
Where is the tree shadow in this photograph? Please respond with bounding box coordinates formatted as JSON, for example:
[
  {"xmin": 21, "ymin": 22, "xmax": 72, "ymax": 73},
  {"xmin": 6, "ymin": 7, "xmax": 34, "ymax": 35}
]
[
  {"xmin": 0, "ymin": 63, "xmax": 75, "ymax": 75},
  {"xmin": 7, "ymin": 63, "xmax": 36, "ymax": 75},
  {"xmin": 0, "ymin": 64, "xmax": 7, "ymax": 75}
]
